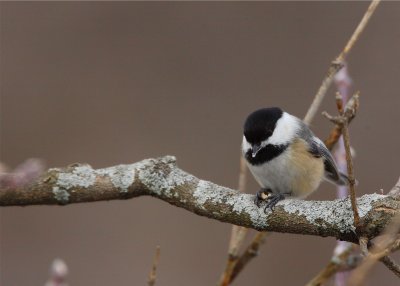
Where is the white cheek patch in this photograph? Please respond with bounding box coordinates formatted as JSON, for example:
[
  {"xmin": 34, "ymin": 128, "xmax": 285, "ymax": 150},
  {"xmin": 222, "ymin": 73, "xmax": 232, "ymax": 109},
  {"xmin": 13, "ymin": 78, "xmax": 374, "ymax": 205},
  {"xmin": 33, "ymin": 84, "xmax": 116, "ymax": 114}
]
[
  {"xmin": 242, "ymin": 136, "xmax": 252, "ymax": 153},
  {"xmin": 268, "ymin": 112, "xmax": 299, "ymax": 145}
]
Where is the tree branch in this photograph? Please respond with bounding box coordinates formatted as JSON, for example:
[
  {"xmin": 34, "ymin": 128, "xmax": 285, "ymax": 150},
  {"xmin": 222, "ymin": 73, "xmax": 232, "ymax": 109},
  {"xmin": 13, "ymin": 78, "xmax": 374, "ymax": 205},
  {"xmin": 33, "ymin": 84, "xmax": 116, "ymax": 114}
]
[
  {"xmin": 229, "ymin": 232, "xmax": 268, "ymax": 283},
  {"xmin": 323, "ymin": 92, "xmax": 361, "ymax": 229},
  {"xmin": 1, "ymin": 156, "xmax": 399, "ymax": 243},
  {"xmin": 305, "ymin": 244, "xmax": 359, "ymax": 286},
  {"xmin": 303, "ymin": 0, "xmax": 381, "ymax": 125}
]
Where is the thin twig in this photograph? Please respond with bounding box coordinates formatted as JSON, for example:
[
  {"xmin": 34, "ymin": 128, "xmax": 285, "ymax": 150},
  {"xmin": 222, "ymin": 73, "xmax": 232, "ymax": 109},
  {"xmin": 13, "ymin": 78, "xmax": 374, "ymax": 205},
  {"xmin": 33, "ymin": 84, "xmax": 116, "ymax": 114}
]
[
  {"xmin": 305, "ymin": 244, "xmax": 357, "ymax": 286},
  {"xmin": 229, "ymin": 232, "xmax": 269, "ymax": 283},
  {"xmin": 332, "ymin": 65, "xmax": 353, "ymax": 286},
  {"xmin": 303, "ymin": 0, "xmax": 381, "ymax": 125},
  {"xmin": 337, "ymin": 0, "xmax": 381, "ymax": 62},
  {"xmin": 349, "ymin": 177, "xmax": 400, "ymax": 284},
  {"xmin": 148, "ymin": 246, "xmax": 161, "ymax": 286},
  {"xmin": 325, "ymin": 93, "xmax": 360, "ymax": 229},
  {"xmin": 349, "ymin": 213, "xmax": 400, "ymax": 285},
  {"xmin": 219, "ymin": 157, "xmax": 269, "ymax": 286},
  {"xmin": 341, "ymin": 114, "xmax": 360, "ymax": 228},
  {"xmin": 322, "ymin": 91, "xmax": 362, "ymax": 286},
  {"xmin": 323, "ymin": 93, "xmax": 359, "ymax": 151},
  {"xmin": 380, "ymin": 255, "xmax": 400, "ymax": 277}
]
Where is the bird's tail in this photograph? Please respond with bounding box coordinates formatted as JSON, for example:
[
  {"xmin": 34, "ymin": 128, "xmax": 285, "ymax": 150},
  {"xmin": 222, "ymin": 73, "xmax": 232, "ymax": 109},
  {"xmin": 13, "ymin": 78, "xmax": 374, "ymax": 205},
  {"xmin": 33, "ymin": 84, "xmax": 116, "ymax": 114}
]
[
  {"xmin": 324, "ymin": 171, "xmax": 357, "ymax": 186},
  {"xmin": 336, "ymin": 172, "xmax": 350, "ymax": 186}
]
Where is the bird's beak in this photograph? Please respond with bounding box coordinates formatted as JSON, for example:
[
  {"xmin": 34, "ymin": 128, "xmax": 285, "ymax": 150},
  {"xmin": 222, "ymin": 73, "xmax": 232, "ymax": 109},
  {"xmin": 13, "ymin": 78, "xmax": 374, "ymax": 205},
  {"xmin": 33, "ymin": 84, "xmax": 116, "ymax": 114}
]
[{"xmin": 252, "ymin": 144, "xmax": 262, "ymax": 158}]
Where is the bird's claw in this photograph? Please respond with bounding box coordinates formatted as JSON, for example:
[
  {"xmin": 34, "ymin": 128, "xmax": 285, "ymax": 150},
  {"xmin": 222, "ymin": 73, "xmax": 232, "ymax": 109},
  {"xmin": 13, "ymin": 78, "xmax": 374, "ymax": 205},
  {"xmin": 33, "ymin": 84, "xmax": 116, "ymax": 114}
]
[
  {"xmin": 254, "ymin": 189, "xmax": 285, "ymax": 213},
  {"xmin": 254, "ymin": 188, "xmax": 272, "ymax": 207}
]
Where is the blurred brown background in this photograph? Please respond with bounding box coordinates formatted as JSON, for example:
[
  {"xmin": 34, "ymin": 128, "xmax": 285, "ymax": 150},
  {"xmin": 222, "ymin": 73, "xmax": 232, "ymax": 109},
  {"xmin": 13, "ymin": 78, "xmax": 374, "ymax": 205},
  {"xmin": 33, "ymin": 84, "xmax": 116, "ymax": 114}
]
[{"xmin": 1, "ymin": 2, "xmax": 400, "ymax": 285}]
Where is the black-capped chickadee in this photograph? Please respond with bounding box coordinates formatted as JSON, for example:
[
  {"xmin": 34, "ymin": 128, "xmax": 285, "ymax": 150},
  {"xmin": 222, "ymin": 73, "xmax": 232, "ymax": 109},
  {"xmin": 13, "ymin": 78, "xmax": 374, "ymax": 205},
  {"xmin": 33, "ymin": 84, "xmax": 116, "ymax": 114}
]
[{"xmin": 242, "ymin": 107, "xmax": 349, "ymax": 212}]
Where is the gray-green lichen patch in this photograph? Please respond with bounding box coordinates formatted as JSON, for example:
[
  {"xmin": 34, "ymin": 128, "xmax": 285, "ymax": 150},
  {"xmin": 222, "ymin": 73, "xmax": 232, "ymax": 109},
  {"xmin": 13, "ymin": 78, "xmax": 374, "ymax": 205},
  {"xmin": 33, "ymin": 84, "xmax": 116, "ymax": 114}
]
[
  {"xmin": 57, "ymin": 165, "xmax": 96, "ymax": 189},
  {"xmin": 136, "ymin": 156, "xmax": 193, "ymax": 197},
  {"xmin": 96, "ymin": 164, "xmax": 136, "ymax": 192},
  {"xmin": 282, "ymin": 193, "xmax": 385, "ymax": 233},
  {"xmin": 193, "ymin": 180, "xmax": 267, "ymax": 228},
  {"xmin": 52, "ymin": 186, "xmax": 70, "ymax": 204}
]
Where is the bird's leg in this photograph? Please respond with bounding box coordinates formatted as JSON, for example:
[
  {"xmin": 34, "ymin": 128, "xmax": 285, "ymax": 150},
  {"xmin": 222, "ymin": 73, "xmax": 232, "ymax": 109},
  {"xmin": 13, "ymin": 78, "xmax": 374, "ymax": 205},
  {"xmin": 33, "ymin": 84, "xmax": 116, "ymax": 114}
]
[
  {"xmin": 263, "ymin": 193, "xmax": 286, "ymax": 213},
  {"xmin": 254, "ymin": 189, "xmax": 291, "ymax": 212},
  {"xmin": 254, "ymin": 188, "xmax": 273, "ymax": 207}
]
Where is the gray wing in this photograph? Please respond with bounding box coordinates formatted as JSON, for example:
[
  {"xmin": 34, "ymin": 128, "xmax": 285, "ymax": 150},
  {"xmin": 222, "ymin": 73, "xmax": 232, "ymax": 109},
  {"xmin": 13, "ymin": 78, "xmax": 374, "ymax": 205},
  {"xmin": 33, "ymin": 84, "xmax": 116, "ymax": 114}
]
[{"xmin": 308, "ymin": 136, "xmax": 349, "ymax": 186}]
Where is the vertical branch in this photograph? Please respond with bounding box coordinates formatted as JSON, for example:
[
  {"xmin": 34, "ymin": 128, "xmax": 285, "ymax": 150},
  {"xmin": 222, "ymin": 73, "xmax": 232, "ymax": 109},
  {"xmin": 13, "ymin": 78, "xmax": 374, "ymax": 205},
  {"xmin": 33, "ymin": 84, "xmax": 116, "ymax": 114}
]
[
  {"xmin": 333, "ymin": 64, "xmax": 353, "ymax": 286},
  {"xmin": 307, "ymin": 64, "xmax": 359, "ymax": 286},
  {"xmin": 323, "ymin": 92, "xmax": 361, "ymax": 229},
  {"xmin": 340, "ymin": 114, "xmax": 360, "ymax": 227}
]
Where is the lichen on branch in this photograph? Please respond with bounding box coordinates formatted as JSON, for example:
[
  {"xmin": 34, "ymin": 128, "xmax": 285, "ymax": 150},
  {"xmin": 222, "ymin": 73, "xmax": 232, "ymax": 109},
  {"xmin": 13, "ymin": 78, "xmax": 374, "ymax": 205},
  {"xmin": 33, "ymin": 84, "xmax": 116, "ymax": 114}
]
[{"xmin": 0, "ymin": 156, "xmax": 398, "ymax": 243}]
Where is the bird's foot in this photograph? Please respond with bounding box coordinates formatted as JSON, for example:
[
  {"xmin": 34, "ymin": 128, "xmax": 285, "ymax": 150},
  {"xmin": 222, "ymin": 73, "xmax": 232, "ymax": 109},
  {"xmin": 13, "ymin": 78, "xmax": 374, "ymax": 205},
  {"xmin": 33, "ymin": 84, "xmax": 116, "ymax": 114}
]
[
  {"xmin": 254, "ymin": 188, "xmax": 273, "ymax": 207},
  {"xmin": 254, "ymin": 189, "xmax": 287, "ymax": 213},
  {"xmin": 263, "ymin": 193, "xmax": 285, "ymax": 212}
]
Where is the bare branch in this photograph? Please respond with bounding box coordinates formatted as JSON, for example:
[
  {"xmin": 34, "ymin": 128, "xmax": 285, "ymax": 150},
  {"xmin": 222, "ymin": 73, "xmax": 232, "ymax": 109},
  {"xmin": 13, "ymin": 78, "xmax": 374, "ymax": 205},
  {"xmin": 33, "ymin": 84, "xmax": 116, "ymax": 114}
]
[
  {"xmin": 323, "ymin": 93, "xmax": 360, "ymax": 151},
  {"xmin": 332, "ymin": 64, "xmax": 353, "ymax": 286},
  {"xmin": 229, "ymin": 232, "xmax": 269, "ymax": 283},
  {"xmin": 349, "ymin": 212, "xmax": 400, "ymax": 285},
  {"xmin": 0, "ymin": 156, "xmax": 398, "ymax": 243},
  {"xmin": 380, "ymin": 255, "xmax": 400, "ymax": 278},
  {"xmin": 303, "ymin": 0, "xmax": 381, "ymax": 125},
  {"xmin": 324, "ymin": 93, "xmax": 361, "ymax": 229},
  {"xmin": 305, "ymin": 244, "xmax": 358, "ymax": 286},
  {"xmin": 337, "ymin": 0, "xmax": 381, "ymax": 62},
  {"xmin": 341, "ymin": 107, "xmax": 360, "ymax": 228}
]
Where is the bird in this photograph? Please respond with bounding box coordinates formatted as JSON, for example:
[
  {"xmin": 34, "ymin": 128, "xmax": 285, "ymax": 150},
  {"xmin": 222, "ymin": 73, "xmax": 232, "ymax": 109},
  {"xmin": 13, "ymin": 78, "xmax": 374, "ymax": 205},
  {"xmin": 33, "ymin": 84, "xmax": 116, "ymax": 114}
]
[{"xmin": 242, "ymin": 107, "xmax": 349, "ymax": 212}]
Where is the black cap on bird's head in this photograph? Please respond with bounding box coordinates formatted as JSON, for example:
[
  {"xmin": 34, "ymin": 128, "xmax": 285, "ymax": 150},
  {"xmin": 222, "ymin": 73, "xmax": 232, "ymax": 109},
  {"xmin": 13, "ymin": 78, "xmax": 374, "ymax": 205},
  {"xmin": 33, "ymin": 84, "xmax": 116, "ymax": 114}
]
[{"xmin": 243, "ymin": 107, "xmax": 283, "ymax": 146}]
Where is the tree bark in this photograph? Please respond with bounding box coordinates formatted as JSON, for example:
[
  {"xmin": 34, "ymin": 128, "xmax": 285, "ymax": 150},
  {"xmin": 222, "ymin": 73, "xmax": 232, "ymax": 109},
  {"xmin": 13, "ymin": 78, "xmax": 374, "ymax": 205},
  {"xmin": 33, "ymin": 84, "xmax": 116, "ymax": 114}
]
[{"xmin": 1, "ymin": 156, "xmax": 398, "ymax": 243}]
